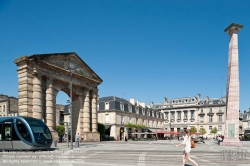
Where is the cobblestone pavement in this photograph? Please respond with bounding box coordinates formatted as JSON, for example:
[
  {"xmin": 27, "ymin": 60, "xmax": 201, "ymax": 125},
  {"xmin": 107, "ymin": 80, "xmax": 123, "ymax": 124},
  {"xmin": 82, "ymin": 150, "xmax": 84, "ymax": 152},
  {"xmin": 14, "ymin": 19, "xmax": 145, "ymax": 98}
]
[{"xmin": 0, "ymin": 140, "xmax": 249, "ymax": 166}]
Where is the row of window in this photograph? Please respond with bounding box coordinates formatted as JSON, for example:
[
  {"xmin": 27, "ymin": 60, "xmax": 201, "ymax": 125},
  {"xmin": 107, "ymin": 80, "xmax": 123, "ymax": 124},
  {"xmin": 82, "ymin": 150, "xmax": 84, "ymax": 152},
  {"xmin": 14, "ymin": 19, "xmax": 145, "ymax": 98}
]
[
  {"xmin": 0, "ymin": 105, "xmax": 6, "ymax": 112},
  {"xmin": 104, "ymin": 102, "xmax": 163, "ymax": 118},
  {"xmin": 165, "ymin": 114, "xmax": 223, "ymax": 123},
  {"xmin": 165, "ymin": 110, "xmax": 195, "ymax": 120},
  {"xmin": 200, "ymin": 107, "xmax": 222, "ymax": 112},
  {"xmin": 199, "ymin": 125, "xmax": 222, "ymax": 131},
  {"xmin": 105, "ymin": 114, "xmax": 161, "ymax": 127}
]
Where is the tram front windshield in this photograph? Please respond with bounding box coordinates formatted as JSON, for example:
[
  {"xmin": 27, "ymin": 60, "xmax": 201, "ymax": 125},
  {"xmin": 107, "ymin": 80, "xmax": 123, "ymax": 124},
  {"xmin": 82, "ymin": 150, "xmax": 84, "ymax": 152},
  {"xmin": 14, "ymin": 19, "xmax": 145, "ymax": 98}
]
[{"xmin": 25, "ymin": 118, "xmax": 52, "ymax": 144}]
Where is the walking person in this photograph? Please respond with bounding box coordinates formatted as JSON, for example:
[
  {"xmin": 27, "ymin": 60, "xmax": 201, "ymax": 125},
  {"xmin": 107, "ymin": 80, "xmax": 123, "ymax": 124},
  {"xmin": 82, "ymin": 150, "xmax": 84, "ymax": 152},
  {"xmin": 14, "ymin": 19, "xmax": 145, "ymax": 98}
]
[{"xmin": 175, "ymin": 129, "xmax": 198, "ymax": 166}]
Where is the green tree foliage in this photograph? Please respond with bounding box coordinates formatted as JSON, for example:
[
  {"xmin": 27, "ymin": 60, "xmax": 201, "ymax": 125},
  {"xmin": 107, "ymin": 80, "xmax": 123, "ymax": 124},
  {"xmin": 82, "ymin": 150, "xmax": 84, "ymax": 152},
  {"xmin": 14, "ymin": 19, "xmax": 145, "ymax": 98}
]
[
  {"xmin": 199, "ymin": 128, "xmax": 207, "ymax": 135},
  {"xmin": 210, "ymin": 127, "xmax": 218, "ymax": 135},
  {"xmin": 98, "ymin": 123, "xmax": 105, "ymax": 136},
  {"xmin": 190, "ymin": 126, "xmax": 197, "ymax": 134},
  {"xmin": 56, "ymin": 125, "xmax": 65, "ymax": 136}
]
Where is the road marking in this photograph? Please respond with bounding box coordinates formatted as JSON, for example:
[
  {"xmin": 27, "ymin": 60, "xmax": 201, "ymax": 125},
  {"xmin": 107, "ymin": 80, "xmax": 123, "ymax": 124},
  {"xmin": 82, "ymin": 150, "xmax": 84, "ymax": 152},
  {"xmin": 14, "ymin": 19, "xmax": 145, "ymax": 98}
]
[
  {"xmin": 59, "ymin": 150, "xmax": 73, "ymax": 166},
  {"xmin": 138, "ymin": 152, "xmax": 146, "ymax": 166}
]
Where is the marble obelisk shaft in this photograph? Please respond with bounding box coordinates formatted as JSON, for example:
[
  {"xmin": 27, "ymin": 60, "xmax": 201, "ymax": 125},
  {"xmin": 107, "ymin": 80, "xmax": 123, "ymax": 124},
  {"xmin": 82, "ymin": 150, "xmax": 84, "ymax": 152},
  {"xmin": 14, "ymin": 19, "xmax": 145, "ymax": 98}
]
[{"xmin": 220, "ymin": 23, "xmax": 243, "ymax": 146}]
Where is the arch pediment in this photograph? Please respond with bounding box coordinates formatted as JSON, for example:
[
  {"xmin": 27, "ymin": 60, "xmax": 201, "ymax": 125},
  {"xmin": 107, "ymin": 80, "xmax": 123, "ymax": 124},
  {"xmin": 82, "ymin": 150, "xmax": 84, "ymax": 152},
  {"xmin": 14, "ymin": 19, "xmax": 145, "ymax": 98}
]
[{"xmin": 16, "ymin": 52, "xmax": 102, "ymax": 84}]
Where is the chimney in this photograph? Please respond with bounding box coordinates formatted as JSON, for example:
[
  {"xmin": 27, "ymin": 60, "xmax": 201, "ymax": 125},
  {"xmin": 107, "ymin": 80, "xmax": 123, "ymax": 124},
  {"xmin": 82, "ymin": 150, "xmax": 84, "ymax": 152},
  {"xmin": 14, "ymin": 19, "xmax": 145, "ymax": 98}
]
[
  {"xmin": 206, "ymin": 96, "xmax": 209, "ymax": 102},
  {"xmin": 164, "ymin": 97, "xmax": 167, "ymax": 102},
  {"xmin": 244, "ymin": 110, "xmax": 246, "ymax": 113},
  {"xmin": 139, "ymin": 102, "xmax": 146, "ymax": 108},
  {"xmin": 130, "ymin": 98, "xmax": 135, "ymax": 105},
  {"xmin": 197, "ymin": 93, "xmax": 201, "ymax": 102}
]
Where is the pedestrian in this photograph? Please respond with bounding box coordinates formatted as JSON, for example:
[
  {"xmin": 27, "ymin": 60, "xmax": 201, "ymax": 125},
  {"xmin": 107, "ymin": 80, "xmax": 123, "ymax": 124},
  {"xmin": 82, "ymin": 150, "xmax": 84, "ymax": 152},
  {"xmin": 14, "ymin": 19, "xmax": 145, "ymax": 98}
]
[
  {"xmin": 218, "ymin": 136, "xmax": 222, "ymax": 145},
  {"xmin": 76, "ymin": 133, "xmax": 80, "ymax": 142},
  {"xmin": 81, "ymin": 135, "xmax": 84, "ymax": 143},
  {"xmin": 175, "ymin": 129, "xmax": 199, "ymax": 166}
]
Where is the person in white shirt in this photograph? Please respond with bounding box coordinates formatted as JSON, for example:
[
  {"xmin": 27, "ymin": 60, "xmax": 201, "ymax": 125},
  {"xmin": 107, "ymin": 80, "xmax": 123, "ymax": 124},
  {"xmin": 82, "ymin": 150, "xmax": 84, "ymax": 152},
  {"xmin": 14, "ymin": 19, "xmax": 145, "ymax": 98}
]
[
  {"xmin": 218, "ymin": 136, "xmax": 222, "ymax": 144},
  {"xmin": 175, "ymin": 129, "xmax": 198, "ymax": 166}
]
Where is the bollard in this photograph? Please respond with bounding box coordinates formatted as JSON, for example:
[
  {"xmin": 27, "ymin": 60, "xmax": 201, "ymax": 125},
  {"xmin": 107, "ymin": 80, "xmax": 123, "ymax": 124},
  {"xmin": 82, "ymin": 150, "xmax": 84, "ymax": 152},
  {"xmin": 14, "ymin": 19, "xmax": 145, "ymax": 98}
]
[
  {"xmin": 54, "ymin": 140, "xmax": 57, "ymax": 147},
  {"xmin": 75, "ymin": 141, "xmax": 79, "ymax": 148}
]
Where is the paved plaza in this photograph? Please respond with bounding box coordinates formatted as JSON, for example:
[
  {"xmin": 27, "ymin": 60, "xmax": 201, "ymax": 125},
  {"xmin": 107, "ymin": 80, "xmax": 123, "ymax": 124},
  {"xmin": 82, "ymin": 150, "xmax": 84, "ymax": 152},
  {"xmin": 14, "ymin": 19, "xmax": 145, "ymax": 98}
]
[{"xmin": 0, "ymin": 140, "xmax": 250, "ymax": 166}]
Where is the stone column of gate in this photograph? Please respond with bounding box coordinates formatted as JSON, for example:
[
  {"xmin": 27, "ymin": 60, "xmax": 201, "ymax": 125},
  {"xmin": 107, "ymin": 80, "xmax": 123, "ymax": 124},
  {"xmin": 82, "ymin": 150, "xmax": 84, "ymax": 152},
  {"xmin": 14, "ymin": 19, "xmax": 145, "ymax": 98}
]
[
  {"xmin": 46, "ymin": 78, "xmax": 56, "ymax": 136},
  {"xmin": 77, "ymin": 94, "xmax": 84, "ymax": 134},
  {"xmin": 14, "ymin": 56, "xmax": 33, "ymax": 117},
  {"xmin": 32, "ymin": 73, "xmax": 43, "ymax": 119},
  {"xmin": 91, "ymin": 91, "xmax": 98, "ymax": 132},
  {"xmin": 83, "ymin": 90, "xmax": 90, "ymax": 132}
]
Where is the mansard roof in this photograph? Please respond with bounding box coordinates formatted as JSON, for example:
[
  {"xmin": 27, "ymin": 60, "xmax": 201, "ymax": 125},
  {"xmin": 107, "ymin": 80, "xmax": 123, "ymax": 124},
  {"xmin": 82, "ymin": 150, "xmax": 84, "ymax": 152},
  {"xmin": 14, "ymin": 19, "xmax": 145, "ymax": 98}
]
[
  {"xmin": 152, "ymin": 95, "xmax": 226, "ymax": 109},
  {"xmin": 98, "ymin": 96, "xmax": 163, "ymax": 119},
  {"xmin": 99, "ymin": 96, "xmax": 131, "ymax": 105}
]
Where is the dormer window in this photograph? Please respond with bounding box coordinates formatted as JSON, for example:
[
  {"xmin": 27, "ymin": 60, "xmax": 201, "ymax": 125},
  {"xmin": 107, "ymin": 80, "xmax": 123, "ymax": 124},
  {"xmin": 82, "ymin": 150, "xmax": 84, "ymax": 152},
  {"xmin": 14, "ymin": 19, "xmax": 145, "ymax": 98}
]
[
  {"xmin": 120, "ymin": 103, "xmax": 124, "ymax": 111},
  {"xmin": 136, "ymin": 106, "xmax": 139, "ymax": 114},
  {"xmin": 105, "ymin": 102, "xmax": 109, "ymax": 110},
  {"xmin": 129, "ymin": 105, "xmax": 132, "ymax": 112}
]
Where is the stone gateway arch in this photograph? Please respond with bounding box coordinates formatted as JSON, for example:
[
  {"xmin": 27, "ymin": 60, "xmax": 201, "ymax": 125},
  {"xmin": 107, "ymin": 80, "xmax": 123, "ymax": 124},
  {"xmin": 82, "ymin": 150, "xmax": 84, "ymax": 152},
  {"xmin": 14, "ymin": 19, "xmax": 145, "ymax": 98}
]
[{"xmin": 14, "ymin": 52, "xmax": 103, "ymax": 142}]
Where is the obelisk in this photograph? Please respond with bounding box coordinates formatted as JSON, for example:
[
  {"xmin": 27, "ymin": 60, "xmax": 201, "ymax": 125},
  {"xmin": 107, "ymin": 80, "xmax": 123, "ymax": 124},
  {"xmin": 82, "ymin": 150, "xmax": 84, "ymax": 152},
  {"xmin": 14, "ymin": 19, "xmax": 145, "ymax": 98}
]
[{"xmin": 220, "ymin": 23, "xmax": 243, "ymax": 146}]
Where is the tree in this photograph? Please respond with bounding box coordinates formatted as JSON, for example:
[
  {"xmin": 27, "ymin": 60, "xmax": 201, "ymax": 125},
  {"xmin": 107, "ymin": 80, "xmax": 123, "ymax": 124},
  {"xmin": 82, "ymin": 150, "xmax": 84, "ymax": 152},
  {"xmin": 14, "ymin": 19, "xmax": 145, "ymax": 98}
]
[
  {"xmin": 98, "ymin": 123, "xmax": 105, "ymax": 141},
  {"xmin": 210, "ymin": 127, "xmax": 218, "ymax": 137},
  {"xmin": 56, "ymin": 125, "xmax": 65, "ymax": 142},
  {"xmin": 56, "ymin": 125, "xmax": 65, "ymax": 136},
  {"xmin": 199, "ymin": 128, "xmax": 207, "ymax": 135},
  {"xmin": 190, "ymin": 126, "xmax": 197, "ymax": 134}
]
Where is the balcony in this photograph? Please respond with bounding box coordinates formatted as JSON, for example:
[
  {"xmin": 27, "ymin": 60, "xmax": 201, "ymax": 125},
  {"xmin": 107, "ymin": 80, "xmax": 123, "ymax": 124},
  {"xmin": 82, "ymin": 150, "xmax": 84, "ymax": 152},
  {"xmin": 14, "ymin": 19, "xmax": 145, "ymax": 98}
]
[
  {"xmin": 165, "ymin": 119, "xmax": 169, "ymax": 123},
  {"xmin": 190, "ymin": 118, "xmax": 195, "ymax": 122},
  {"xmin": 198, "ymin": 112, "xmax": 205, "ymax": 115},
  {"xmin": 177, "ymin": 119, "xmax": 181, "ymax": 123},
  {"xmin": 216, "ymin": 110, "xmax": 224, "ymax": 115},
  {"xmin": 207, "ymin": 112, "xmax": 214, "ymax": 115},
  {"xmin": 170, "ymin": 119, "xmax": 175, "ymax": 123},
  {"xmin": 183, "ymin": 118, "xmax": 188, "ymax": 122}
]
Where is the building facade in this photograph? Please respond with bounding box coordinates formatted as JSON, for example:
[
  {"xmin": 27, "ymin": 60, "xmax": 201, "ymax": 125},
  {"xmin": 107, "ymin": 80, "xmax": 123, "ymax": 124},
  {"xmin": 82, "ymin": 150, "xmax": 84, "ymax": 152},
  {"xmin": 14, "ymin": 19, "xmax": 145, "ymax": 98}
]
[
  {"xmin": 98, "ymin": 96, "xmax": 164, "ymax": 141},
  {"xmin": 0, "ymin": 94, "xmax": 18, "ymax": 117},
  {"xmin": 152, "ymin": 94, "xmax": 227, "ymax": 138},
  {"xmin": 242, "ymin": 109, "xmax": 250, "ymax": 135}
]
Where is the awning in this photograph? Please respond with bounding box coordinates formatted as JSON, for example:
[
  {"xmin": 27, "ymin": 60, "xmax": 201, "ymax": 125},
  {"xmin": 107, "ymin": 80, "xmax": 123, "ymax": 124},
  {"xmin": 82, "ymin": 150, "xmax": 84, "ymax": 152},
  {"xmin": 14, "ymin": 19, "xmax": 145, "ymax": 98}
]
[
  {"xmin": 155, "ymin": 130, "xmax": 180, "ymax": 134},
  {"xmin": 104, "ymin": 125, "xmax": 111, "ymax": 130},
  {"xmin": 244, "ymin": 129, "xmax": 250, "ymax": 135},
  {"xmin": 148, "ymin": 129, "xmax": 157, "ymax": 132},
  {"xmin": 129, "ymin": 133, "xmax": 156, "ymax": 134}
]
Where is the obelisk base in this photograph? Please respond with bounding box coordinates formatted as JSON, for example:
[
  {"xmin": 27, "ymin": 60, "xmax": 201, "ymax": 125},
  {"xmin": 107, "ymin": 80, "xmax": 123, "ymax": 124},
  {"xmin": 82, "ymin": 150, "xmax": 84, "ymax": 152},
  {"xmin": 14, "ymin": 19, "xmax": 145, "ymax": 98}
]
[{"xmin": 220, "ymin": 138, "xmax": 242, "ymax": 146}]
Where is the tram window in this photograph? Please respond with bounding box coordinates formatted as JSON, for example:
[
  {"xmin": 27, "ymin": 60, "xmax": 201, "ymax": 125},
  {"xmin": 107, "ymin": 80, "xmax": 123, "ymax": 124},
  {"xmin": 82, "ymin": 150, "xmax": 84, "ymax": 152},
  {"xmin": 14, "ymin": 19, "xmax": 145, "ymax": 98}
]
[
  {"xmin": 0, "ymin": 125, "xmax": 2, "ymax": 140},
  {"xmin": 12, "ymin": 125, "xmax": 20, "ymax": 140},
  {"xmin": 4, "ymin": 124, "xmax": 11, "ymax": 141},
  {"xmin": 16, "ymin": 121, "xmax": 32, "ymax": 142}
]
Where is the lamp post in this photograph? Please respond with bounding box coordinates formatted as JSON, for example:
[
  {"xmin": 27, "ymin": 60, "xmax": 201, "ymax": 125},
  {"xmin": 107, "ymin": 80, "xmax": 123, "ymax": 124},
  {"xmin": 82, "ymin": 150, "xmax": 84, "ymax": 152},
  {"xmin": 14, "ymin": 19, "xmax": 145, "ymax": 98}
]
[
  {"xmin": 65, "ymin": 60, "xmax": 78, "ymax": 150},
  {"xmin": 169, "ymin": 122, "xmax": 171, "ymax": 142}
]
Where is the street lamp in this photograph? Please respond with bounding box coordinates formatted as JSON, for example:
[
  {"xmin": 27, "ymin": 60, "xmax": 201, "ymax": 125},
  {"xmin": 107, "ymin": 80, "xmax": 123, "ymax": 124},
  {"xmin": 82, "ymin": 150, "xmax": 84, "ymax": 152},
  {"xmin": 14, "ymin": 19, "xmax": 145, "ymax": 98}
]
[
  {"xmin": 169, "ymin": 122, "xmax": 171, "ymax": 142},
  {"xmin": 65, "ymin": 60, "xmax": 79, "ymax": 150},
  {"xmin": 67, "ymin": 97, "xmax": 73, "ymax": 149}
]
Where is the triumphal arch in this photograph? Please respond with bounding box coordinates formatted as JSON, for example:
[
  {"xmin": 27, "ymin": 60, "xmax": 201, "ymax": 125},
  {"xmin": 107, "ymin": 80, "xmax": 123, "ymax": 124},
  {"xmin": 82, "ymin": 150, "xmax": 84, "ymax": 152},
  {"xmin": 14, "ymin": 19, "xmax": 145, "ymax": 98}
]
[{"xmin": 14, "ymin": 52, "xmax": 103, "ymax": 141}]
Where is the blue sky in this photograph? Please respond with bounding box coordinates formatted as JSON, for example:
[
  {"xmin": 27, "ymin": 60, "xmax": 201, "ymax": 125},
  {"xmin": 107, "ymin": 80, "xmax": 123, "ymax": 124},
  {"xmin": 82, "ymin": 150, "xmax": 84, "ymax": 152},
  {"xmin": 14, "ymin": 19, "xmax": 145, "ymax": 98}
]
[{"xmin": 0, "ymin": 0, "xmax": 250, "ymax": 112}]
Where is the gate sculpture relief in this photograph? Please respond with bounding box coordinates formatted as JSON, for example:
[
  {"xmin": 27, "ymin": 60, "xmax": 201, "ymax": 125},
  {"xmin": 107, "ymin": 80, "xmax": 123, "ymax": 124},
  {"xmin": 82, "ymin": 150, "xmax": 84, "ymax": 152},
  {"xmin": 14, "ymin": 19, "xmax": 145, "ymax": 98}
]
[{"xmin": 14, "ymin": 52, "xmax": 103, "ymax": 141}]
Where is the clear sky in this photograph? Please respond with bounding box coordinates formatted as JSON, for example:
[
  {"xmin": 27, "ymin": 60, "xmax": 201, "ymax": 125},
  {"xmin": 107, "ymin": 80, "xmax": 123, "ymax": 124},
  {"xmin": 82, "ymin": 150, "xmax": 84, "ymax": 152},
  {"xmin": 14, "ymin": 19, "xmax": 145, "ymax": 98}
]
[{"xmin": 0, "ymin": 0, "xmax": 249, "ymax": 112}]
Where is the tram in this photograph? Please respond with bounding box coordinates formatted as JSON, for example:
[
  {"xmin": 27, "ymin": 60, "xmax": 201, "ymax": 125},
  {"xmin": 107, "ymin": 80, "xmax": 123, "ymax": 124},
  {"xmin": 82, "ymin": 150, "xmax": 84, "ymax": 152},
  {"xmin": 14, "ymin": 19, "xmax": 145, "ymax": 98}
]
[{"xmin": 0, "ymin": 116, "xmax": 52, "ymax": 151}]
